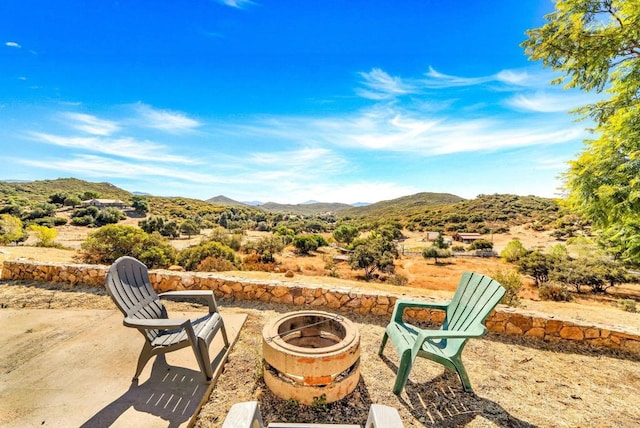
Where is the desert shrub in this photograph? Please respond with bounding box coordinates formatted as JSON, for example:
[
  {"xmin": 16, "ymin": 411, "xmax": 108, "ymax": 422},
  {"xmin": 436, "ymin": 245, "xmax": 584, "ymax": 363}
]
[
  {"xmin": 136, "ymin": 235, "xmax": 177, "ymax": 268},
  {"xmin": 179, "ymin": 219, "xmax": 200, "ymax": 238},
  {"xmin": 387, "ymin": 273, "xmax": 408, "ymax": 286},
  {"xmin": 28, "ymin": 224, "xmax": 58, "ymax": 247},
  {"xmin": 490, "ymin": 268, "xmax": 523, "ymax": 307},
  {"xmin": 177, "ymin": 240, "xmax": 238, "ymax": 271},
  {"xmin": 451, "ymin": 245, "xmax": 465, "ymax": 252},
  {"xmin": 197, "ymin": 256, "xmax": 237, "ymax": 272},
  {"xmin": 95, "ymin": 207, "xmax": 125, "ymax": 226},
  {"xmin": 72, "ymin": 206, "xmax": 100, "ymax": 219},
  {"xmin": 243, "ymin": 236, "xmax": 286, "ymax": 258},
  {"xmin": 293, "ymin": 234, "xmax": 326, "ymax": 255},
  {"xmin": 241, "ymin": 253, "xmax": 278, "ymax": 272},
  {"xmin": 71, "ymin": 215, "xmax": 94, "ymax": 226},
  {"xmin": 500, "ymin": 239, "xmax": 527, "ymax": 263},
  {"xmin": 209, "ymin": 227, "xmax": 243, "ymax": 251},
  {"xmin": 618, "ymin": 299, "xmax": 637, "ymax": 313},
  {"xmin": 468, "ymin": 239, "xmax": 493, "ymax": 250},
  {"xmin": 0, "ymin": 214, "xmax": 27, "ymax": 244},
  {"xmin": 81, "ymin": 225, "xmax": 175, "ymax": 268},
  {"xmin": 422, "ymin": 246, "xmax": 452, "ymax": 265},
  {"xmin": 53, "ymin": 217, "xmax": 68, "ymax": 226},
  {"xmin": 539, "ymin": 283, "xmax": 572, "ymax": 302}
]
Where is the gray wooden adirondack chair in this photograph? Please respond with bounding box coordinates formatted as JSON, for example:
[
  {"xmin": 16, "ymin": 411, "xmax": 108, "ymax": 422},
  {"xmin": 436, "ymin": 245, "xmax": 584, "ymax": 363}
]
[
  {"xmin": 379, "ymin": 272, "xmax": 505, "ymax": 394},
  {"xmin": 105, "ymin": 256, "xmax": 229, "ymax": 382}
]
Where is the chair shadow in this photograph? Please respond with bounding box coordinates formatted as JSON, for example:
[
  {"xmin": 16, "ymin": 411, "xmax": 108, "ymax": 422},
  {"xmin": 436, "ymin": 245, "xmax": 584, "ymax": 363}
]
[
  {"xmin": 80, "ymin": 354, "xmax": 219, "ymax": 428},
  {"xmin": 379, "ymin": 354, "xmax": 537, "ymax": 428}
]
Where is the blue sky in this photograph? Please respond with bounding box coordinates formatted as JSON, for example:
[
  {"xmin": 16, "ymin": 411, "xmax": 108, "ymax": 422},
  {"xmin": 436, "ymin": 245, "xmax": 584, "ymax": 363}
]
[{"xmin": 1, "ymin": 0, "xmax": 600, "ymax": 204}]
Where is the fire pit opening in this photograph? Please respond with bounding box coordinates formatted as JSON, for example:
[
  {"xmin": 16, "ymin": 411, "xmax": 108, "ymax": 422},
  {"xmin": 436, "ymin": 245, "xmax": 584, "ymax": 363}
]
[
  {"xmin": 262, "ymin": 310, "xmax": 360, "ymax": 404},
  {"xmin": 277, "ymin": 313, "xmax": 346, "ymax": 348}
]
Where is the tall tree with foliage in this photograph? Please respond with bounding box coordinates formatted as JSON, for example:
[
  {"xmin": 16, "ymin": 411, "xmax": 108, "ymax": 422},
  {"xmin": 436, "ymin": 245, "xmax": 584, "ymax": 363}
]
[
  {"xmin": 349, "ymin": 232, "xmax": 398, "ymax": 280},
  {"xmin": 523, "ymin": 0, "xmax": 640, "ymax": 263}
]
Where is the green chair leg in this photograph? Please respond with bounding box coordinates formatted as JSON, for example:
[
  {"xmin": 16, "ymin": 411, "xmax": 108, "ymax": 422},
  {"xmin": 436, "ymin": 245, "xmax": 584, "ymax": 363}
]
[
  {"xmin": 393, "ymin": 350, "xmax": 413, "ymax": 395},
  {"xmin": 378, "ymin": 332, "xmax": 388, "ymax": 356}
]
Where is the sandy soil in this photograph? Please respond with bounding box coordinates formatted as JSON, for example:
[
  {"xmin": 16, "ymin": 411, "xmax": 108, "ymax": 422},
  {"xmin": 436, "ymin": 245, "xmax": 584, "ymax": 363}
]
[{"xmin": 2, "ymin": 282, "xmax": 639, "ymax": 428}]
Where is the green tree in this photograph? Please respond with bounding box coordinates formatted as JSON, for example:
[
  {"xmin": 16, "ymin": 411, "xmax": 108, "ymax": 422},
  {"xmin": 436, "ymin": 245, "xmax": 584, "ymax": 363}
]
[
  {"xmin": 63, "ymin": 195, "xmax": 82, "ymax": 208},
  {"xmin": 349, "ymin": 233, "xmax": 398, "ymax": 280},
  {"xmin": 0, "ymin": 214, "xmax": 27, "ymax": 244},
  {"xmin": 523, "ymin": 0, "xmax": 640, "ymax": 263},
  {"xmin": 422, "ymin": 246, "xmax": 452, "ymax": 265},
  {"xmin": 179, "ymin": 219, "xmax": 200, "ymax": 238},
  {"xmin": 131, "ymin": 195, "xmax": 149, "ymax": 215},
  {"xmin": 81, "ymin": 191, "xmax": 100, "ymax": 200},
  {"xmin": 500, "ymin": 239, "xmax": 528, "ymax": 262},
  {"xmin": 518, "ymin": 250, "xmax": 551, "ymax": 286},
  {"xmin": 332, "ymin": 224, "xmax": 359, "ymax": 245},
  {"xmin": 293, "ymin": 234, "xmax": 326, "ymax": 255}
]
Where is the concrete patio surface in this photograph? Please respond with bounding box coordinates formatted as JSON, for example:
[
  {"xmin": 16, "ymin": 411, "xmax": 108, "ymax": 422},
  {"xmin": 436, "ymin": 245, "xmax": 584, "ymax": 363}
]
[{"xmin": 0, "ymin": 308, "xmax": 247, "ymax": 427}]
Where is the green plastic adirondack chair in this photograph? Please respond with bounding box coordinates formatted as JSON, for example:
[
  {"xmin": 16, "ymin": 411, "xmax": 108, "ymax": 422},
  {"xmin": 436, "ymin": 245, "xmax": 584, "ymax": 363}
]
[{"xmin": 379, "ymin": 272, "xmax": 505, "ymax": 394}]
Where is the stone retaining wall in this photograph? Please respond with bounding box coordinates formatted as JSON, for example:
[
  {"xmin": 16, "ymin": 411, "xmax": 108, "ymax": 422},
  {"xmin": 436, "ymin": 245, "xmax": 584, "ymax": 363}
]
[{"xmin": 2, "ymin": 259, "xmax": 639, "ymax": 355}]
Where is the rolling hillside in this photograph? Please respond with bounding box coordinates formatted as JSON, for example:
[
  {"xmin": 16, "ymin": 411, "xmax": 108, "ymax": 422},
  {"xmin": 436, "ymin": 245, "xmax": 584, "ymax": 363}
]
[{"xmin": 0, "ymin": 178, "xmax": 133, "ymax": 203}]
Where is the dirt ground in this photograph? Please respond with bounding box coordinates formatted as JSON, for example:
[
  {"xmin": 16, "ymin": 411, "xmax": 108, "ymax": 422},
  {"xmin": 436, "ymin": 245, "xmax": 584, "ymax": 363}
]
[
  {"xmin": 1, "ymin": 281, "xmax": 639, "ymax": 428},
  {"xmin": 3, "ymin": 222, "xmax": 640, "ymax": 427},
  {"xmin": 3, "ymin": 224, "xmax": 640, "ymax": 331}
]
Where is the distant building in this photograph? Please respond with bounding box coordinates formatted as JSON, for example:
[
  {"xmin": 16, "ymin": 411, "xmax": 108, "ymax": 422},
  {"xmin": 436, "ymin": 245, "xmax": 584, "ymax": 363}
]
[
  {"xmin": 424, "ymin": 231, "xmax": 441, "ymax": 241},
  {"xmin": 81, "ymin": 199, "xmax": 127, "ymax": 209},
  {"xmin": 453, "ymin": 232, "xmax": 483, "ymax": 244}
]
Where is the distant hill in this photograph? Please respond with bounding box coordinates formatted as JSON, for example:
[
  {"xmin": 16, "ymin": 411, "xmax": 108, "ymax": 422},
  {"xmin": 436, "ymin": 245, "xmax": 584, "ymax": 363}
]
[
  {"xmin": 206, "ymin": 195, "xmax": 248, "ymax": 207},
  {"xmin": 0, "ymin": 178, "xmax": 132, "ymax": 203},
  {"xmin": 260, "ymin": 201, "xmax": 353, "ymax": 215},
  {"xmin": 207, "ymin": 195, "xmax": 355, "ymax": 215},
  {"xmin": 336, "ymin": 192, "xmax": 562, "ymax": 233},
  {"xmin": 339, "ymin": 192, "xmax": 465, "ymax": 220}
]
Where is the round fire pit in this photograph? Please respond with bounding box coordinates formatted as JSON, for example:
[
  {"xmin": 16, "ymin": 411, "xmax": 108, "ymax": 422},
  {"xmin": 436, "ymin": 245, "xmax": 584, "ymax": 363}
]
[{"xmin": 262, "ymin": 310, "xmax": 360, "ymax": 404}]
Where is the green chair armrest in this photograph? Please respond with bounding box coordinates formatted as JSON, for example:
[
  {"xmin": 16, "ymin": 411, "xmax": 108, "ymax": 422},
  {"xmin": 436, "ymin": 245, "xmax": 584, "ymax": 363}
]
[{"xmin": 418, "ymin": 326, "xmax": 487, "ymax": 340}]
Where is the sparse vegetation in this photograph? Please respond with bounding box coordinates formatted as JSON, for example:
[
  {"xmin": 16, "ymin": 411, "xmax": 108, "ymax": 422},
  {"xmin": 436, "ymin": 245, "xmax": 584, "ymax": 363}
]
[
  {"xmin": 80, "ymin": 224, "xmax": 176, "ymax": 268},
  {"xmin": 490, "ymin": 268, "xmax": 523, "ymax": 307}
]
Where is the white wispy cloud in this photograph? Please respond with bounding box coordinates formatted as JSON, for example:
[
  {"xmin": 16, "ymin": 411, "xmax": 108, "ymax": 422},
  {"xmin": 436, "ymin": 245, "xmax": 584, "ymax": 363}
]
[
  {"xmin": 357, "ymin": 68, "xmax": 416, "ymax": 100},
  {"xmin": 423, "ymin": 66, "xmax": 494, "ymax": 88},
  {"xmin": 27, "ymin": 132, "xmax": 197, "ymax": 164},
  {"xmin": 504, "ymin": 91, "xmax": 601, "ymax": 113},
  {"xmin": 62, "ymin": 112, "xmax": 120, "ymax": 136},
  {"xmin": 5, "ymin": 41, "xmax": 21, "ymax": 48},
  {"xmin": 133, "ymin": 103, "xmax": 201, "ymax": 133},
  {"xmin": 214, "ymin": 0, "xmax": 254, "ymax": 9},
  {"xmin": 224, "ymin": 104, "xmax": 586, "ymax": 157},
  {"xmin": 16, "ymin": 155, "xmax": 226, "ymax": 183}
]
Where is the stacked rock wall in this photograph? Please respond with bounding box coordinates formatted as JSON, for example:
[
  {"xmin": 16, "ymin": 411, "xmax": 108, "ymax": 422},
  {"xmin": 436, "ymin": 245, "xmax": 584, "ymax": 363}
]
[{"xmin": 2, "ymin": 259, "xmax": 639, "ymax": 354}]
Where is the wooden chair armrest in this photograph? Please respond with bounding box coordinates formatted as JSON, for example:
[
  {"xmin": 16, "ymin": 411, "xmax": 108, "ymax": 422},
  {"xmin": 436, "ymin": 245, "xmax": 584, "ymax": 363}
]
[{"xmin": 159, "ymin": 290, "xmax": 218, "ymax": 312}]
